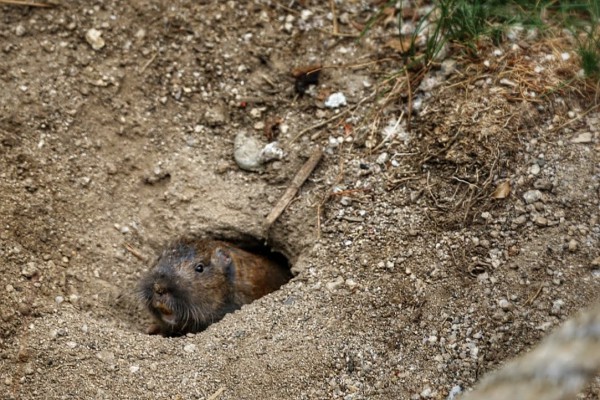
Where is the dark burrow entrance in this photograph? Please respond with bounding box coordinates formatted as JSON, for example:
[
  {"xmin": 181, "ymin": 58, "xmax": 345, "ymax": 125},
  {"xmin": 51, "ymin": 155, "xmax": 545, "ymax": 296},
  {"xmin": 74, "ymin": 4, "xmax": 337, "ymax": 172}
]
[{"xmin": 134, "ymin": 230, "xmax": 292, "ymax": 336}]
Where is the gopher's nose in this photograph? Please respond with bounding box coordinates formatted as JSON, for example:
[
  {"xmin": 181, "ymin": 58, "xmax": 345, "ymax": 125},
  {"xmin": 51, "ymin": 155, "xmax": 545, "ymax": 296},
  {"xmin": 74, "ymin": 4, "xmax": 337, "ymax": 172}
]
[{"xmin": 153, "ymin": 283, "xmax": 167, "ymax": 295}]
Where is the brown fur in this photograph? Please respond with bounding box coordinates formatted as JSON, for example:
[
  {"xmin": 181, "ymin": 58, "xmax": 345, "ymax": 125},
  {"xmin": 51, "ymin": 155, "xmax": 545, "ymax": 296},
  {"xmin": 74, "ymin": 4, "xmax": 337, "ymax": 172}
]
[{"xmin": 138, "ymin": 239, "xmax": 291, "ymax": 336}]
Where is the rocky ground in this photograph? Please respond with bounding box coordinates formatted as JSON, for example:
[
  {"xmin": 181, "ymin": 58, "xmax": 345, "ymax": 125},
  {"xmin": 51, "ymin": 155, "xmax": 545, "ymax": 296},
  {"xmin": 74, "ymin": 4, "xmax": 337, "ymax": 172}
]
[{"xmin": 0, "ymin": 1, "xmax": 599, "ymax": 399}]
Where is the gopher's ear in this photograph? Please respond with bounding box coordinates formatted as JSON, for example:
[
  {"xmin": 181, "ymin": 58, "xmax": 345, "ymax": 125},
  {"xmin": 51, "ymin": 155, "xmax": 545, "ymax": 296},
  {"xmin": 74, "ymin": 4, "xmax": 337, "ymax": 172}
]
[{"xmin": 211, "ymin": 247, "xmax": 232, "ymax": 272}]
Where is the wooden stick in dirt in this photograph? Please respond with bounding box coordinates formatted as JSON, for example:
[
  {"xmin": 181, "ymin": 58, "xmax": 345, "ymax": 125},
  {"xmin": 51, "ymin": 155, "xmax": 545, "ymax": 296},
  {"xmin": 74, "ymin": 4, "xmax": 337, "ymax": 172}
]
[
  {"xmin": 265, "ymin": 147, "xmax": 323, "ymax": 228},
  {"xmin": 124, "ymin": 243, "xmax": 148, "ymax": 262},
  {"xmin": 0, "ymin": 0, "xmax": 53, "ymax": 7},
  {"xmin": 207, "ymin": 387, "xmax": 225, "ymax": 400}
]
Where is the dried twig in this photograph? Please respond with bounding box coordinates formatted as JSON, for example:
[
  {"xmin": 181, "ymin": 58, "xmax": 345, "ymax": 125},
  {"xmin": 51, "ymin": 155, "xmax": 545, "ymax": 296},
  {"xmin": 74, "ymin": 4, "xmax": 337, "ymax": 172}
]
[
  {"xmin": 290, "ymin": 91, "xmax": 377, "ymax": 144},
  {"xmin": 289, "ymin": 110, "xmax": 351, "ymax": 144},
  {"xmin": 265, "ymin": 147, "xmax": 323, "ymax": 229},
  {"xmin": 316, "ymin": 28, "xmax": 361, "ymax": 38},
  {"xmin": 550, "ymin": 103, "xmax": 600, "ymax": 133},
  {"xmin": 0, "ymin": 0, "xmax": 52, "ymax": 6},
  {"xmin": 207, "ymin": 387, "xmax": 225, "ymax": 400},
  {"xmin": 524, "ymin": 285, "xmax": 544, "ymax": 306},
  {"xmin": 329, "ymin": 0, "xmax": 339, "ymax": 35},
  {"xmin": 139, "ymin": 52, "xmax": 157, "ymax": 74},
  {"xmin": 316, "ymin": 203, "xmax": 323, "ymax": 240},
  {"xmin": 372, "ymin": 111, "xmax": 404, "ymax": 152},
  {"xmin": 124, "ymin": 243, "xmax": 147, "ymax": 262},
  {"xmin": 404, "ymin": 68, "xmax": 413, "ymax": 133}
]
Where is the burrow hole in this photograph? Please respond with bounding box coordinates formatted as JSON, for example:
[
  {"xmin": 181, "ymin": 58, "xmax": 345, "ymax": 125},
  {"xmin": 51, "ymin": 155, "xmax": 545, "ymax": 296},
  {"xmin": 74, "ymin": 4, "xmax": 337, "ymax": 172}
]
[{"xmin": 128, "ymin": 229, "xmax": 293, "ymax": 336}]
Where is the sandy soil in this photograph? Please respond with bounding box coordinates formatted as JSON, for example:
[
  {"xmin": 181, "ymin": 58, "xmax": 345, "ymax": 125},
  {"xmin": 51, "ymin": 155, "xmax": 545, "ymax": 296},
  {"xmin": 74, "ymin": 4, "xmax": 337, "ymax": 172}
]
[{"xmin": 1, "ymin": 1, "xmax": 599, "ymax": 399}]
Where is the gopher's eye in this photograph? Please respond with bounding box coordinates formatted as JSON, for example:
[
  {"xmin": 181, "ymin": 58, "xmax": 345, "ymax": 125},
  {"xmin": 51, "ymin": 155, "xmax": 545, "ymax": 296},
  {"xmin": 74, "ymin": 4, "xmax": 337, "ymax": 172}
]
[{"xmin": 194, "ymin": 263, "xmax": 205, "ymax": 273}]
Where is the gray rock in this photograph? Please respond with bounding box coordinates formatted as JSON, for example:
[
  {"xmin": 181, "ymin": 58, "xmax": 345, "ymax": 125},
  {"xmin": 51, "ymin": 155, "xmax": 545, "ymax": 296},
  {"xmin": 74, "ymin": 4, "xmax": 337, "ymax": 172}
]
[
  {"xmin": 326, "ymin": 276, "xmax": 344, "ymax": 291},
  {"xmin": 324, "ymin": 92, "xmax": 347, "ymax": 108},
  {"xmin": 534, "ymin": 216, "xmax": 548, "ymax": 226},
  {"xmin": 183, "ymin": 344, "xmax": 196, "ymax": 353},
  {"xmin": 21, "ymin": 263, "xmax": 38, "ymax": 278},
  {"xmin": 203, "ymin": 104, "xmax": 228, "ymax": 126},
  {"xmin": 513, "ymin": 215, "xmax": 527, "ymax": 226},
  {"xmin": 259, "ymin": 142, "xmax": 284, "ymax": 163},
  {"xmin": 533, "ymin": 179, "xmax": 553, "ymax": 191},
  {"xmin": 571, "ymin": 132, "xmax": 593, "ymax": 143},
  {"xmin": 96, "ymin": 351, "xmax": 115, "ymax": 363},
  {"xmin": 568, "ymin": 239, "xmax": 578, "ymax": 252},
  {"xmin": 233, "ymin": 133, "xmax": 284, "ymax": 172},
  {"xmin": 15, "ymin": 24, "xmax": 26, "ymax": 37},
  {"xmin": 446, "ymin": 385, "xmax": 462, "ymax": 400},
  {"xmin": 529, "ymin": 164, "xmax": 540, "ymax": 175},
  {"xmin": 376, "ymin": 152, "xmax": 389, "ymax": 165},
  {"xmin": 234, "ymin": 133, "xmax": 263, "ymax": 172},
  {"xmin": 523, "ymin": 190, "xmax": 542, "ymax": 204},
  {"xmin": 498, "ymin": 299, "xmax": 512, "ymax": 311},
  {"xmin": 85, "ymin": 29, "xmax": 105, "ymax": 51}
]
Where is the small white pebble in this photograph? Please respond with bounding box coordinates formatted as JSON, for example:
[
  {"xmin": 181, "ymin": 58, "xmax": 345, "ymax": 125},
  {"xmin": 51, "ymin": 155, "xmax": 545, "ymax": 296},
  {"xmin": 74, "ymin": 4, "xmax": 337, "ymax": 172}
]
[
  {"xmin": 183, "ymin": 343, "xmax": 196, "ymax": 353},
  {"xmin": 530, "ymin": 164, "xmax": 541, "ymax": 175},
  {"xmin": 345, "ymin": 279, "xmax": 357, "ymax": 288},
  {"xmin": 300, "ymin": 9, "xmax": 313, "ymax": 20},
  {"xmin": 498, "ymin": 298, "xmax": 511, "ymax": 310},
  {"xmin": 324, "ymin": 92, "xmax": 347, "ymax": 108},
  {"xmin": 376, "ymin": 152, "xmax": 389, "ymax": 165}
]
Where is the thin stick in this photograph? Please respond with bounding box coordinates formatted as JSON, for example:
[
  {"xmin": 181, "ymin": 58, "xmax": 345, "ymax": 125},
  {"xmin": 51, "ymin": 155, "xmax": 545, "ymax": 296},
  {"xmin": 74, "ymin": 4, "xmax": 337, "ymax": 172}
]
[
  {"xmin": 289, "ymin": 91, "xmax": 377, "ymax": 144},
  {"xmin": 404, "ymin": 67, "xmax": 413, "ymax": 133},
  {"xmin": 272, "ymin": 0, "xmax": 298, "ymax": 15},
  {"xmin": 316, "ymin": 203, "xmax": 322, "ymax": 240},
  {"xmin": 550, "ymin": 102, "xmax": 600, "ymax": 133},
  {"xmin": 525, "ymin": 285, "xmax": 544, "ymax": 306},
  {"xmin": 207, "ymin": 387, "xmax": 225, "ymax": 400},
  {"xmin": 265, "ymin": 148, "xmax": 323, "ymax": 228},
  {"xmin": 0, "ymin": 0, "xmax": 52, "ymax": 6},
  {"xmin": 372, "ymin": 111, "xmax": 404, "ymax": 152},
  {"xmin": 124, "ymin": 243, "xmax": 147, "ymax": 262},
  {"xmin": 139, "ymin": 52, "xmax": 157, "ymax": 74},
  {"xmin": 329, "ymin": 0, "xmax": 339, "ymax": 35},
  {"xmin": 289, "ymin": 109, "xmax": 352, "ymax": 144},
  {"xmin": 316, "ymin": 27, "xmax": 361, "ymax": 38}
]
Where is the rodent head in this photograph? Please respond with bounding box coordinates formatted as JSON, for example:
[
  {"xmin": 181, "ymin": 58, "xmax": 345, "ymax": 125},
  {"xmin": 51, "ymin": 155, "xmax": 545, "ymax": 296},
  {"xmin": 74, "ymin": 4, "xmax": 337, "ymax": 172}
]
[{"xmin": 138, "ymin": 240, "xmax": 236, "ymax": 336}]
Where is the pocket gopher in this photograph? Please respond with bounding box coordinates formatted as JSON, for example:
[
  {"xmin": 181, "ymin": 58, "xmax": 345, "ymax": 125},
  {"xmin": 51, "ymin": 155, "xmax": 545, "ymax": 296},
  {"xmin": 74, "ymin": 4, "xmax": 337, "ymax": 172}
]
[{"xmin": 138, "ymin": 239, "xmax": 291, "ymax": 336}]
